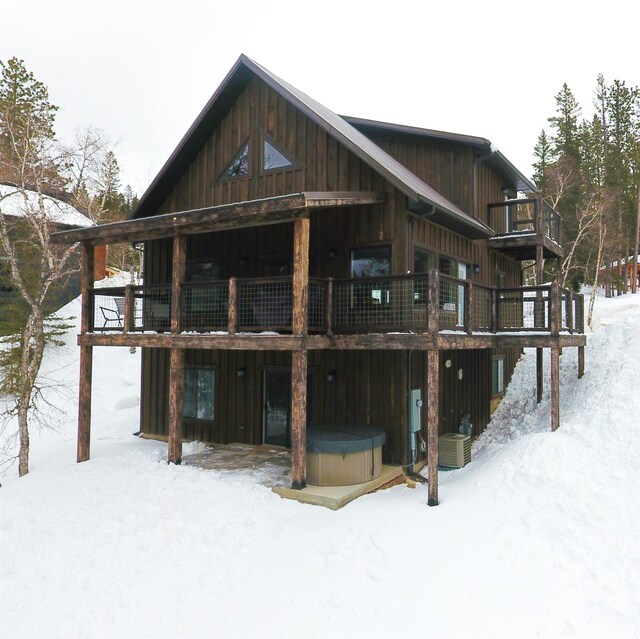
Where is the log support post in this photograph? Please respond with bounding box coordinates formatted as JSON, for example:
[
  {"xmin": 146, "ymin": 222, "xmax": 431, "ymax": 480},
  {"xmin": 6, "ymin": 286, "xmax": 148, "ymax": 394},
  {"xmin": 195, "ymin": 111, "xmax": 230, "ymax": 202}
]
[
  {"xmin": 291, "ymin": 350, "xmax": 307, "ymax": 490},
  {"xmin": 536, "ymin": 348, "xmax": 544, "ymax": 404},
  {"xmin": 291, "ymin": 213, "xmax": 310, "ymax": 490},
  {"xmin": 77, "ymin": 243, "xmax": 94, "ymax": 463},
  {"xmin": 426, "ymin": 348, "xmax": 439, "ymax": 507},
  {"xmin": 578, "ymin": 346, "xmax": 585, "ymax": 379},
  {"xmin": 464, "ymin": 280, "xmax": 473, "ymax": 335},
  {"xmin": 123, "ymin": 285, "xmax": 134, "ymax": 334},
  {"xmin": 551, "ymin": 346, "xmax": 560, "ymax": 431},
  {"xmin": 228, "ymin": 277, "xmax": 237, "ymax": 335},
  {"xmin": 168, "ymin": 348, "xmax": 184, "ymax": 464},
  {"xmin": 167, "ymin": 234, "xmax": 186, "ymax": 464},
  {"xmin": 171, "ymin": 235, "xmax": 186, "ymax": 335}
]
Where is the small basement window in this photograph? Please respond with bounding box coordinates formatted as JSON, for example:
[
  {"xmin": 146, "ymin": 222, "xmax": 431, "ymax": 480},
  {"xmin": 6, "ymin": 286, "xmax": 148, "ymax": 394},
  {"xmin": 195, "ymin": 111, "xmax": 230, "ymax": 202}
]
[
  {"xmin": 492, "ymin": 356, "xmax": 505, "ymax": 396},
  {"xmin": 184, "ymin": 368, "xmax": 215, "ymax": 421}
]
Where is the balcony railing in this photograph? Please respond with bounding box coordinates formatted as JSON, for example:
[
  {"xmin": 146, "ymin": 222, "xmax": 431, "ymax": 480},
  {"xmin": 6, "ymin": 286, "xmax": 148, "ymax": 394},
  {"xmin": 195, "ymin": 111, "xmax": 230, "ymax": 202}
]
[
  {"xmin": 88, "ymin": 272, "xmax": 584, "ymax": 338},
  {"xmin": 488, "ymin": 198, "xmax": 561, "ymax": 245}
]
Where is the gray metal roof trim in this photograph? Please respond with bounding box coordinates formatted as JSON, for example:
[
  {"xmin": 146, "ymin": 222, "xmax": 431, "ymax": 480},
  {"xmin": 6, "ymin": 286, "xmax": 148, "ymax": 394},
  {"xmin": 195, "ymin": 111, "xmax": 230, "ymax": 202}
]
[
  {"xmin": 342, "ymin": 115, "xmax": 492, "ymax": 150},
  {"xmin": 484, "ymin": 150, "xmax": 536, "ymax": 193}
]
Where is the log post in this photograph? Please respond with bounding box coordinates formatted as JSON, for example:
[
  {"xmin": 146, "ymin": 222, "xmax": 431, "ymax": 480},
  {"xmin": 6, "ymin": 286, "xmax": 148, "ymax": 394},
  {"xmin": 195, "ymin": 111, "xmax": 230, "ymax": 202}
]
[
  {"xmin": 536, "ymin": 349, "xmax": 544, "ymax": 404},
  {"xmin": 77, "ymin": 243, "xmax": 94, "ymax": 463},
  {"xmin": 171, "ymin": 235, "xmax": 186, "ymax": 334},
  {"xmin": 549, "ymin": 282, "xmax": 560, "ymax": 337},
  {"xmin": 427, "ymin": 269, "xmax": 440, "ymax": 336},
  {"xmin": 578, "ymin": 346, "xmax": 585, "ymax": 379},
  {"xmin": 228, "ymin": 277, "xmax": 237, "ymax": 335},
  {"xmin": 291, "ymin": 350, "xmax": 307, "ymax": 489},
  {"xmin": 426, "ymin": 348, "xmax": 439, "ymax": 506},
  {"xmin": 290, "ymin": 213, "xmax": 310, "ymax": 490},
  {"xmin": 123, "ymin": 285, "xmax": 134, "ymax": 334},
  {"xmin": 567, "ymin": 289, "xmax": 574, "ymax": 334},
  {"xmin": 491, "ymin": 287, "xmax": 497, "ymax": 333},
  {"xmin": 551, "ymin": 346, "xmax": 560, "ymax": 431},
  {"xmin": 292, "ymin": 214, "xmax": 310, "ymax": 336},
  {"xmin": 464, "ymin": 280, "xmax": 473, "ymax": 335},
  {"xmin": 168, "ymin": 347, "xmax": 184, "ymax": 464},
  {"xmin": 325, "ymin": 277, "xmax": 333, "ymax": 336}
]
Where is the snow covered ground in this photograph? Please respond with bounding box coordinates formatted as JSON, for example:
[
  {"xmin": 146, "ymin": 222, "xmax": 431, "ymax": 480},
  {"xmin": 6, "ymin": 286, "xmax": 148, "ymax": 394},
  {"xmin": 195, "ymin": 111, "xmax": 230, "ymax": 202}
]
[{"xmin": 1, "ymin": 289, "xmax": 640, "ymax": 638}]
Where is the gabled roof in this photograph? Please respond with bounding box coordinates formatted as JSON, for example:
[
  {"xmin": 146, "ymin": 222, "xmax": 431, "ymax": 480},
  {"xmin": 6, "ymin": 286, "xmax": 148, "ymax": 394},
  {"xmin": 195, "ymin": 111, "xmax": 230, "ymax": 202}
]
[
  {"xmin": 133, "ymin": 55, "xmax": 496, "ymax": 239},
  {"xmin": 343, "ymin": 116, "xmax": 537, "ymax": 194}
]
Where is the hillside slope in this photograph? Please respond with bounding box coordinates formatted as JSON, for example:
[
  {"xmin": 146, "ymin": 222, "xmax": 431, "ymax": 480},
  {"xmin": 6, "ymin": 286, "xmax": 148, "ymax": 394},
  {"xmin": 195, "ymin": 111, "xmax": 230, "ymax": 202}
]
[{"xmin": 1, "ymin": 291, "xmax": 639, "ymax": 638}]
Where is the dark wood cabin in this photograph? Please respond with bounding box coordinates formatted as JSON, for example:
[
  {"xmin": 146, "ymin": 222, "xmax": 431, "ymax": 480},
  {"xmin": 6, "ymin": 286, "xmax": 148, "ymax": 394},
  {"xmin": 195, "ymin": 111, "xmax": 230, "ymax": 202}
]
[{"xmin": 52, "ymin": 55, "xmax": 586, "ymax": 505}]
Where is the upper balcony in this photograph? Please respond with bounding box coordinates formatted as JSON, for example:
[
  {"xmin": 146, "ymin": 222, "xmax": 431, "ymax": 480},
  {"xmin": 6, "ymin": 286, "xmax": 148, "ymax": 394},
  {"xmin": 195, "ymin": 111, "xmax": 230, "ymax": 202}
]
[
  {"xmin": 487, "ymin": 197, "xmax": 563, "ymax": 261},
  {"xmin": 87, "ymin": 272, "xmax": 585, "ymax": 350}
]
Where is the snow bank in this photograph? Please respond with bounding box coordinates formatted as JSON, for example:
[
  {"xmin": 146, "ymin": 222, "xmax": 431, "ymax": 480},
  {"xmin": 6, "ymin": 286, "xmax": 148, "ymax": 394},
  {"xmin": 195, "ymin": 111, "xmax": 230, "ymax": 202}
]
[{"xmin": 1, "ymin": 292, "xmax": 640, "ymax": 638}]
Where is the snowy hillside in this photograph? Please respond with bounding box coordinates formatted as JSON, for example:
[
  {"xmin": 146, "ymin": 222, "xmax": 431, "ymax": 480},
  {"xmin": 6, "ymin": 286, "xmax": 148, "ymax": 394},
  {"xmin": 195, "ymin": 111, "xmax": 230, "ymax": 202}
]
[{"xmin": 1, "ymin": 291, "xmax": 639, "ymax": 638}]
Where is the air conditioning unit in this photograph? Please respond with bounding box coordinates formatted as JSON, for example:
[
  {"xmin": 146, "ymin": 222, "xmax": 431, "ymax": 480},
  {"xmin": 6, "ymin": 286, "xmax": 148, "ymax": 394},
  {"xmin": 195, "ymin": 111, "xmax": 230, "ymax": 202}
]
[{"xmin": 438, "ymin": 433, "xmax": 472, "ymax": 468}]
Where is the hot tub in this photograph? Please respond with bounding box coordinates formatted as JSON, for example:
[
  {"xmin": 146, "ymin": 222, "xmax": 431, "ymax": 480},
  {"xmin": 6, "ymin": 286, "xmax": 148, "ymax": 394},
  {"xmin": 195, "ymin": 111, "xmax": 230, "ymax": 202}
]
[{"xmin": 306, "ymin": 425, "xmax": 386, "ymax": 486}]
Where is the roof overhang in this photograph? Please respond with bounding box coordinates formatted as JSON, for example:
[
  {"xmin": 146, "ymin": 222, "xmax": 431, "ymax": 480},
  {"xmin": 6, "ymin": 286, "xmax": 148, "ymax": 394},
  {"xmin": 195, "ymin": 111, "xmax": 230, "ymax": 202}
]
[{"xmin": 50, "ymin": 191, "xmax": 386, "ymax": 245}]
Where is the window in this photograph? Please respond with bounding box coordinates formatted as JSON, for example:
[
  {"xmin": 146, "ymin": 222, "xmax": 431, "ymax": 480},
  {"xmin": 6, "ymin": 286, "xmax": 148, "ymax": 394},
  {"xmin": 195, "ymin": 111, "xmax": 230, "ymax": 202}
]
[
  {"xmin": 414, "ymin": 248, "xmax": 435, "ymax": 273},
  {"xmin": 186, "ymin": 259, "xmax": 221, "ymax": 282},
  {"xmin": 220, "ymin": 142, "xmax": 249, "ymax": 180},
  {"xmin": 350, "ymin": 246, "xmax": 391, "ymax": 305},
  {"xmin": 262, "ymin": 135, "xmax": 298, "ymax": 172},
  {"xmin": 492, "ymin": 356, "xmax": 505, "ymax": 396},
  {"xmin": 184, "ymin": 368, "xmax": 215, "ymax": 421}
]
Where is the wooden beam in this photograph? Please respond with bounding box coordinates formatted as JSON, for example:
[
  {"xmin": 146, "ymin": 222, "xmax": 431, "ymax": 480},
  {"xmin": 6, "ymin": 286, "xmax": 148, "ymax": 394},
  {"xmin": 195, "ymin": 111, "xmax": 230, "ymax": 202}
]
[
  {"xmin": 291, "ymin": 350, "xmax": 307, "ymax": 490},
  {"xmin": 578, "ymin": 345, "xmax": 585, "ymax": 379},
  {"xmin": 171, "ymin": 235, "xmax": 186, "ymax": 334},
  {"xmin": 80, "ymin": 243, "xmax": 94, "ymax": 335},
  {"xmin": 550, "ymin": 346, "xmax": 560, "ymax": 431},
  {"xmin": 228, "ymin": 277, "xmax": 238, "ymax": 335},
  {"xmin": 292, "ymin": 213, "xmax": 310, "ymax": 336},
  {"xmin": 123, "ymin": 285, "xmax": 134, "ymax": 334},
  {"xmin": 50, "ymin": 191, "xmax": 386, "ymax": 246},
  {"xmin": 168, "ymin": 348, "xmax": 184, "ymax": 464},
  {"xmin": 77, "ymin": 243, "xmax": 94, "ymax": 462},
  {"xmin": 427, "ymin": 349, "xmax": 439, "ymax": 506},
  {"xmin": 536, "ymin": 348, "xmax": 544, "ymax": 404},
  {"xmin": 77, "ymin": 346, "xmax": 93, "ymax": 462}
]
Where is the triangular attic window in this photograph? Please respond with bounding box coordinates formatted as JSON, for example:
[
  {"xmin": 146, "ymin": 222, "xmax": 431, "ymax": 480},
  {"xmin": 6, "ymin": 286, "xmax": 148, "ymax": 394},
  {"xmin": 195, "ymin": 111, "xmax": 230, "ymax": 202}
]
[
  {"xmin": 220, "ymin": 142, "xmax": 249, "ymax": 179},
  {"xmin": 263, "ymin": 135, "xmax": 298, "ymax": 172}
]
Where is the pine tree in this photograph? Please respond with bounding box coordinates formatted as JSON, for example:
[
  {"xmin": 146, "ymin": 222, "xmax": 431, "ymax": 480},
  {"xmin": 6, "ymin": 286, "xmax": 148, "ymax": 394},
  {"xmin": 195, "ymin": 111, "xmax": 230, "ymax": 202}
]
[{"xmin": 532, "ymin": 129, "xmax": 554, "ymax": 192}]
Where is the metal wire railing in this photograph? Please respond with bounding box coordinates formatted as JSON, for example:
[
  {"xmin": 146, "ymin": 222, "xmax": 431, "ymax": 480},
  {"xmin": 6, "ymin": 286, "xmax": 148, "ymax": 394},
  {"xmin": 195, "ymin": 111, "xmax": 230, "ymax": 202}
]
[
  {"xmin": 237, "ymin": 276, "xmax": 293, "ymax": 331},
  {"xmin": 87, "ymin": 275, "xmax": 585, "ymax": 337},
  {"xmin": 333, "ymin": 274, "xmax": 430, "ymax": 332}
]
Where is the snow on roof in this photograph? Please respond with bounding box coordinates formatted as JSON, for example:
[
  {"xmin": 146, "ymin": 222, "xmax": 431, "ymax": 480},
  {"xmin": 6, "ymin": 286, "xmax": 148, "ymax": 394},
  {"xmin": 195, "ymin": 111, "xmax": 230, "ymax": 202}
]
[{"xmin": 0, "ymin": 184, "xmax": 93, "ymax": 228}]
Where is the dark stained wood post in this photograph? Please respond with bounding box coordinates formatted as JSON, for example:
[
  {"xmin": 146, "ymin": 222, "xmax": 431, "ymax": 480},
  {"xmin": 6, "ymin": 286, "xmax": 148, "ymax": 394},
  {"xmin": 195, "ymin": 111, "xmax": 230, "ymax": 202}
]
[
  {"xmin": 228, "ymin": 277, "xmax": 237, "ymax": 335},
  {"xmin": 291, "ymin": 350, "xmax": 308, "ymax": 489},
  {"xmin": 549, "ymin": 281, "xmax": 561, "ymax": 431},
  {"xmin": 168, "ymin": 347, "xmax": 184, "ymax": 464},
  {"xmin": 427, "ymin": 269, "xmax": 440, "ymax": 335},
  {"xmin": 77, "ymin": 243, "xmax": 94, "ymax": 463},
  {"xmin": 171, "ymin": 235, "xmax": 186, "ymax": 334},
  {"xmin": 291, "ymin": 213, "xmax": 310, "ymax": 489},
  {"xmin": 464, "ymin": 280, "xmax": 473, "ymax": 335},
  {"xmin": 123, "ymin": 285, "xmax": 134, "ymax": 334},
  {"xmin": 551, "ymin": 346, "xmax": 560, "ymax": 431},
  {"xmin": 292, "ymin": 213, "xmax": 310, "ymax": 336},
  {"xmin": 578, "ymin": 346, "xmax": 585, "ymax": 379},
  {"xmin": 325, "ymin": 277, "xmax": 333, "ymax": 336},
  {"xmin": 490, "ymin": 287, "xmax": 497, "ymax": 333},
  {"xmin": 426, "ymin": 349, "xmax": 439, "ymax": 506},
  {"xmin": 167, "ymin": 234, "xmax": 187, "ymax": 464},
  {"xmin": 535, "ymin": 243, "xmax": 545, "ymax": 403},
  {"xmin": 426, "ymin": 268, "xmax": 440, "ymax": 505},
  {"xmin": 567, "ymin": 289, "xmax": 574, "ymax": 334}
]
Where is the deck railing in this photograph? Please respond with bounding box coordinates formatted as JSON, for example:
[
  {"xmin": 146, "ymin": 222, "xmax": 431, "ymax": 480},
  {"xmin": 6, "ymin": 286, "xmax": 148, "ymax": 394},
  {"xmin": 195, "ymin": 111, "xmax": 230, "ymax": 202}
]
[
  {"xmin": 488, "ymin": 197, "xmax": 561, "ymax": 245},
  {"xmin": 89, "ymin": 273, "xmax": 584, "ymax": 337}
]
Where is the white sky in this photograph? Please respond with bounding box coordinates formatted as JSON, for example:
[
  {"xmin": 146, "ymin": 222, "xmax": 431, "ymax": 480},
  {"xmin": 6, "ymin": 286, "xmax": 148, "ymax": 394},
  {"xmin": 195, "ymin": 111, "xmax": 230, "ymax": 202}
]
[{"xmin": 2, "ymin": 0, "xmax": 638, "ymax": 198}]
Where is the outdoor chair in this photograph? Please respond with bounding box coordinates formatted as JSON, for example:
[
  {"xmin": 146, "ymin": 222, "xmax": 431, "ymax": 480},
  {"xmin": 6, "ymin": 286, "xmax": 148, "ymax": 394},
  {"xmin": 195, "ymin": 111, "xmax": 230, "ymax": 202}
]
[{"xmin": 100, "ymin": 297, "xmax": 125, "ymax": 328}]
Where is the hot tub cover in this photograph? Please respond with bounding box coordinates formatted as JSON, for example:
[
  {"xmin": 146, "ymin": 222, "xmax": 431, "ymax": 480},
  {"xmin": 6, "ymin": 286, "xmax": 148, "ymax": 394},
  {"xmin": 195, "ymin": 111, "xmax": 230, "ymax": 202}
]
[{"xmin": 307, "ymin": 424, "xmax": 386, "ymax": 455}]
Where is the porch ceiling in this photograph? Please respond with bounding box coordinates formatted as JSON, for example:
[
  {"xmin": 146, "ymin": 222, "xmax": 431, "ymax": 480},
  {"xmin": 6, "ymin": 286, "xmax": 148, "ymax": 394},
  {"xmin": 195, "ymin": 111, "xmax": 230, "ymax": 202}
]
[{"xmin": 49, "ymin": 191, "xmax": 386, "ymax": 246}]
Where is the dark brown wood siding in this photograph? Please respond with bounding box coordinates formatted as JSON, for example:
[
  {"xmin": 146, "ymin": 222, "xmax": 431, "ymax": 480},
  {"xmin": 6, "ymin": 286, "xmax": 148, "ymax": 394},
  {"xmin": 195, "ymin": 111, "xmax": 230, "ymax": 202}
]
[{"xmin": 138, "ymin": 74, "xmax": 529, "ymax": 464}]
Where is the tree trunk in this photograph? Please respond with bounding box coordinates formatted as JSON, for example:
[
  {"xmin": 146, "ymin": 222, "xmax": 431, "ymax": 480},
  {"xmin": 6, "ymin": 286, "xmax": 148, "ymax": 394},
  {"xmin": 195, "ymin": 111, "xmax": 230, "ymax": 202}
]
[{"xmin": 633, "ymin": 183, "xmax": 639, "ymax": 294}]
